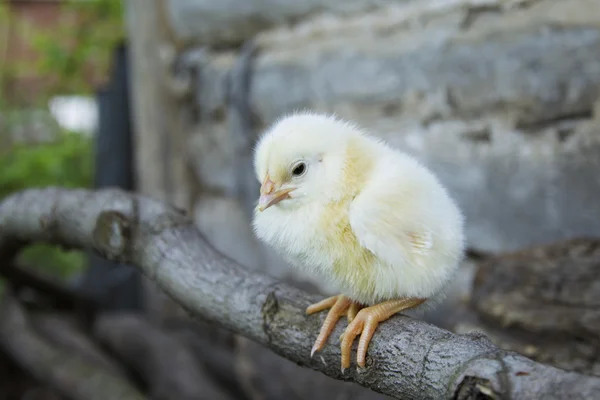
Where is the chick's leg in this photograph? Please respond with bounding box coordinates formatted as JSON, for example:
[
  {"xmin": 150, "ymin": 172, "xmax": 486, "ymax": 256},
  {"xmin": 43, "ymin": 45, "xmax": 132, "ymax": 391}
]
[
  {"xmin": 336, "ymin": 301, "xmax": 365, "ymax": 342},
  {"xmin": 306, "ymin": 295, "xmax": 357, "ymax": 357},
  {"xmin": 347, "ymin": 302, "xmax": 363, "ymax": 323},
  {"xmin": 340, "ymin": 297, "xmax": 426, "ymax": 371}
]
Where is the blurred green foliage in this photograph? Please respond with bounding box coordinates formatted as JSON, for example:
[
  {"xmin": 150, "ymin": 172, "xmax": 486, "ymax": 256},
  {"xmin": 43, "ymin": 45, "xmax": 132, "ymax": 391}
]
[
  {"xmin": 0, "ymin": 0, "xmax": 123, "ymax": 281},
  {"xmin": 30, "ymin": 0, "xmax": 124, "ymax": 99},
  {"xmin": 0, "ymin": 131, "xmax": 94, "ymax": 279},
  {"xmin": 0, "ymin": 0, "xmax": 124, "ymax": 104},
  {"xmin": 0, "ymin": 132, "xmax": 93, "ymax": 198}
]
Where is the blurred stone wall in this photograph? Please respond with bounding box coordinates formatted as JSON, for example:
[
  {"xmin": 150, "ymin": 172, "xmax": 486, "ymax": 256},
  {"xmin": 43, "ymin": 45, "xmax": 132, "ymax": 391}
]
[{"xmin": 154, "ymin": 0, "xmax": 600, "ymax": 293}]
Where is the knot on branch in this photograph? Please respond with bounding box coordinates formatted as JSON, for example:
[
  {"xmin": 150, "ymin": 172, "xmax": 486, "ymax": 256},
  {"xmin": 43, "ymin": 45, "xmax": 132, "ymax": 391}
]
[
  {"xmin": 39, "ymin": 213, "xmax": 55, "ymax": 231},
  {"xmin": 93, "ymin": 211, "xmax": 132, "ymax": 263},
  {"xmin": 454, "ymin": 376, "xmax": 499, "ymax": 400},
  {"xmin": 261, "ymin": 291, "xmax": 279, "ymax": 345},
  {"xmin": 39, "ymin": 203, "xmax": 61, "ymax": 241}
]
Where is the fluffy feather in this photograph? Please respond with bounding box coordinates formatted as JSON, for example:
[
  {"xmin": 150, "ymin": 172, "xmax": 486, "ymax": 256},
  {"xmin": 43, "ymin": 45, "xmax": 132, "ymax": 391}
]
[{"xmin": 252, "ymin": 111, "xmax": 465, "ymax": 306}]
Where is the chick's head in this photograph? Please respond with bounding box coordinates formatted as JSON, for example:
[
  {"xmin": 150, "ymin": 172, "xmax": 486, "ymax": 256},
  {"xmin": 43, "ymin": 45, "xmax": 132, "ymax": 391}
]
[{"xmin": 254, "ymin": 112, "xmax": 361, "ymax": 212}]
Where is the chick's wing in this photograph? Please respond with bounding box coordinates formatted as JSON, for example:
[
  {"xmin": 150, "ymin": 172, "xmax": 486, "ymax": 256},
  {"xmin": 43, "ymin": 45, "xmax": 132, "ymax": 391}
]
[{"xmin": 348, "ymin": 177, "xmax": 435, "ymax": 268}]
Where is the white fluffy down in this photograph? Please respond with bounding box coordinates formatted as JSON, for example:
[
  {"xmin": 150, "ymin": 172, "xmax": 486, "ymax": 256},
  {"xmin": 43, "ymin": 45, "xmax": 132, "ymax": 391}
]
[{"xmin": 252, "ymin": 111, "xmax": 465, "ymax": 306}]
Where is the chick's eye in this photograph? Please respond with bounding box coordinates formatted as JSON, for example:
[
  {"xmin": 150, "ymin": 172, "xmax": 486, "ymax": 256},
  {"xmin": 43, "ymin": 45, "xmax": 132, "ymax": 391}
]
[{"xmin": 292, "ymin": 162, "xmax": 306, "ymax": 176}]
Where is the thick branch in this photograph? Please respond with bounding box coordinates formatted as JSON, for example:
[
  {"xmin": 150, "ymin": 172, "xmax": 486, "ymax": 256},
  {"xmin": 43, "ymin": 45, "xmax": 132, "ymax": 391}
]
[
  {"xmin": 0, "ymin": 291, "xmax": 145, "ymax": 400},
  {"xmin": 1, "ymin": 187, "xmax": 599, "ymax": 399}
]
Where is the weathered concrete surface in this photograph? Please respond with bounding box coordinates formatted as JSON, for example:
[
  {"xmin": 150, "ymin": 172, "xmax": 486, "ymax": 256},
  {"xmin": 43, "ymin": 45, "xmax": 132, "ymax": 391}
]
[
  {"xmin": 191, "ymin": 0, "xmax": 600, "ymax": 253},
  {"xmin": 163, "ymin": 0, "xmax": 413, "ymax": 47}
]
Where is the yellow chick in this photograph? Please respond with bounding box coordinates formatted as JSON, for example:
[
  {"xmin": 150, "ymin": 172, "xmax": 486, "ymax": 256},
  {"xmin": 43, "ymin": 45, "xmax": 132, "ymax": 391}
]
[{"xmin": 252, "ymin": 111, "xmax": 465, "ymax": 371}]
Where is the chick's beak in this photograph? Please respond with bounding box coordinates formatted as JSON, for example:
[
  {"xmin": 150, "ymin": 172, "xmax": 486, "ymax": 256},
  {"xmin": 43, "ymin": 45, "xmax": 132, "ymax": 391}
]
[{"xmin": 258, "ymin": 175, "xmax": 294, "ymax": 211}]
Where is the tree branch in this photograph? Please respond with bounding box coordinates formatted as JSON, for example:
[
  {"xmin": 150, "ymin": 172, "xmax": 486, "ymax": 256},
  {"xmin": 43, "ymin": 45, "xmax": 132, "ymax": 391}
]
[{"xmin": 1, "ymin": 187, "xmax": 599, "ymax": 399}]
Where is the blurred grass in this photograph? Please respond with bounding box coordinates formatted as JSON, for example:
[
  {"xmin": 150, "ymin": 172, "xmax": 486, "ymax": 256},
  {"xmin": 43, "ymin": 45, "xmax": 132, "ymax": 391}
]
[{"xmin": 0, "ymin": 130, "xmax": 93, "ymax": 280}]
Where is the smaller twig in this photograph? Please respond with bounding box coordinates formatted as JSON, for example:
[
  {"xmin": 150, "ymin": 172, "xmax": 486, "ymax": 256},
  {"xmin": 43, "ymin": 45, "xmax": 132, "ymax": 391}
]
[
  {"xmin": 163, "ymin": 318, "xmax": 249, "ymax": 399},
  {"xmin": 95, "ymin": 313, "xmax": 234, "ymax": 400},
  {"xmin": 0, "ymin": 290, "xmax": 145, "ymax": 400},
  {"xmin": 1, "ymin": 262, "xmax": 97, "ymax": 311},
  {"xmin": 31, "ymin": 313, "xmax": 126, "ymax": 377}
]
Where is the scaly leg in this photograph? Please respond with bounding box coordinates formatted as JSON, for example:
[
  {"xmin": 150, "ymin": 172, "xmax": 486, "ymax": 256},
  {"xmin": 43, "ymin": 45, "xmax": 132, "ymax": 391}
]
[
  {"xmin": 306, "ymin": 295, "xmax": 339, "ymax": 314},
  {"xmin": 337, "ymin": 301, "xmax": 364, "ymax": 342},
  {"xmin": 306, "ymin": 295, "xmax": 359, "ymax": 357},
  {"xmin": 340, "ymin": 297, "xmax": 426, "ymax": 371},
  {"xmin": 347, "ymin": 301, "xmax": 363, "ymax": 323}
]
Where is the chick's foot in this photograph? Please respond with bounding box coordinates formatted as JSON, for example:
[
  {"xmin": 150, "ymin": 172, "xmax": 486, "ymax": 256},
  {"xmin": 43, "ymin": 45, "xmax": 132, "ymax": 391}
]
[
  {"xmin": 347, "ymin": 301, "xmax": 362, "ymax": 323},
  {"xmin": 340, "ymin": 297, "xmax": 426, "ymax": 371},
  {"xmin": 306, "ymin": 295, "xmax": 361, "ymax": 357}
]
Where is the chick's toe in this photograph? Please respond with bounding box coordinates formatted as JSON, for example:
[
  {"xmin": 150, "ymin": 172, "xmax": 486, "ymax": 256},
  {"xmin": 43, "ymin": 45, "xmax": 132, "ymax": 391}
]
[
  {"xmin": 340, "ymin": 297, "xmax": 427, "ymax": 371},
  {"xmin": 347, "ymin": 302, "xmax": 363, "ymax": 323},
  {"xmin": 307, "ymin": 295, "xmax": 357, "ymax": 357},
  {"xmin": 306, "ymin": 295, "xmax": 339, "ymax": 315}
]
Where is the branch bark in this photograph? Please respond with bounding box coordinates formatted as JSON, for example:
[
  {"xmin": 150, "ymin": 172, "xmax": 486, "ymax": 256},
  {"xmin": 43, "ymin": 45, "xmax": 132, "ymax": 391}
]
[{"xmin": 1, "ymin": 187, "xmax": 599, "ymax": 399}]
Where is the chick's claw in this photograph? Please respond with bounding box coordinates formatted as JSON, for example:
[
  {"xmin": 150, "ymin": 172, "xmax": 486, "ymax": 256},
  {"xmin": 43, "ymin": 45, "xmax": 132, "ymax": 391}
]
[
  {"xmin": 340, "ymin": 310, "xmax": 379, "ymax": 370},
  {"xmin": 307, "ymin": 295, "xmax": 351, "ymax": 357},
  {"xmin": 340, "ymin": 298, "xmax": 427, "ymax": 371}
]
